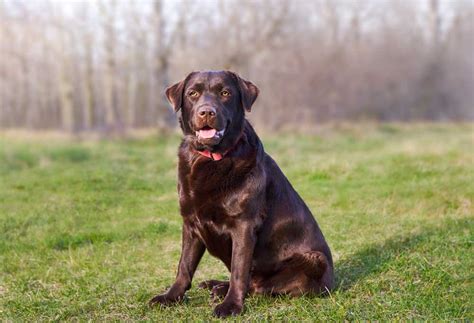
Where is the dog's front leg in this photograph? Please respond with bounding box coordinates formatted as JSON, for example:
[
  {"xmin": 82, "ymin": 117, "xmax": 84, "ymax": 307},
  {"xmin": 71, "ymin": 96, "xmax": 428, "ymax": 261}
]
[
  {"xmin": 214, "ymin": 223, "xmax": 256, "ymax": 317},
  {"xmin": 149, "ymin": 223, "xmax": 205, "ymax": 306}
]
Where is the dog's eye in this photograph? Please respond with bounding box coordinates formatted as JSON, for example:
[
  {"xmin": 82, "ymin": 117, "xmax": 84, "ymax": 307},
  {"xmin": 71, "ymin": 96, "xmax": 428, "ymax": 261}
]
[
  {"xmin": 188, "ymin": 90, "xmax": 199, "ymax": 98},
  {"xmin": 221, "ymin": 90, "xmax": 230, "ymax": 97}
]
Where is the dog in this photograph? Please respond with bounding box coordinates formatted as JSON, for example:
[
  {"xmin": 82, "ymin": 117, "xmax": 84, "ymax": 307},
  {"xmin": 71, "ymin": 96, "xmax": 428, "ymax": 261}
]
[{"xmin": 149, "ymin": 71, "xmax": 334, "ymax": 317}]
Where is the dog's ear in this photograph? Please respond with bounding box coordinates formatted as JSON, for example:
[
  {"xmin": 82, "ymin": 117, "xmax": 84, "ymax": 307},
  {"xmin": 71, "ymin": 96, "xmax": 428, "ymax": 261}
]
[
  {"xmin": 229, "ymin": 72, "xmax": 259, "ymax": 112},
  {"xmin": 165, "ymin": 72, "xmax": 196, "ymax": 112},
  {"xmin": 165, "ymin": 81, "xmax": 184, "ymax": 112}
]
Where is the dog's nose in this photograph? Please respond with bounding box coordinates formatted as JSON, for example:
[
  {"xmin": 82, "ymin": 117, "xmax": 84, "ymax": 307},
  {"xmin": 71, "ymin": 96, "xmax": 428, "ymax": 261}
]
[{"xmin": 197, "ymin": 106, "xmax": 216, "ymax": 119}]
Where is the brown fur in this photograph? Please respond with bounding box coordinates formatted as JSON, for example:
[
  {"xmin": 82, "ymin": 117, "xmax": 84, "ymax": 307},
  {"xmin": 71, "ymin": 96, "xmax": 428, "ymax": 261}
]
[{"xmin": 149, "ymin": 71, "xmax": 334, "ymax": 317}]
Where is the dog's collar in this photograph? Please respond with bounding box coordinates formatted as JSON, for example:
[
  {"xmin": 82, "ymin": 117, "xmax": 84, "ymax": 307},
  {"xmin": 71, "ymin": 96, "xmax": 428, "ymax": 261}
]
[
  {"xmin": 194, "ymin": 133, "xmax": 243, "ymax": 161},
  {"xmin": 195, "ymin": 150, "xmax": 225, "ymax": 161}
]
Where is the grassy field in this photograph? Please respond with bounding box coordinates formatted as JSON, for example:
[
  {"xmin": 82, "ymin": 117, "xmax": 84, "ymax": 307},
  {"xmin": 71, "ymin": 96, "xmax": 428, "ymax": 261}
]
[{"xmin": 0, "ymin": 124, "xmax": 472, "ymax": 321}]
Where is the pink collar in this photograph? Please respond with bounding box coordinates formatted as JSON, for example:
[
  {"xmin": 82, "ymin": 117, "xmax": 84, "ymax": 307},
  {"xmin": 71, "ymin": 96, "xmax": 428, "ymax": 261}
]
[
  {"xmin": 196, "ymin": 150, "xmax": 225, "ymax": 161},
  {"xmin": 195, "ymin": 133, "xmax": 244, "ymax": 161}
]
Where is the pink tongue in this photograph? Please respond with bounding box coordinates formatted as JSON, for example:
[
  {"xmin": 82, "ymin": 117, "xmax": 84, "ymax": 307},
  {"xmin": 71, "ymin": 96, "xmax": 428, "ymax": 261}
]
[{"xmin": 199, "ymin": 128, "xmax": 217, "ymax": 139}]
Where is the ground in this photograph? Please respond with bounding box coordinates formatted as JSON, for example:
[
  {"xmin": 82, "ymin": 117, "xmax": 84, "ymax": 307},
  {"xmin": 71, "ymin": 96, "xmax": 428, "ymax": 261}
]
[{"xmin": 0, "ymin": 124, "xmax": 472, "ymax": 321}]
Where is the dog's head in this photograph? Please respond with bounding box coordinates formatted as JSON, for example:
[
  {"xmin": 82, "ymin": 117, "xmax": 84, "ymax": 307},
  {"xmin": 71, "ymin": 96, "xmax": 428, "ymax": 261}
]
[{"xmin": 166, "ymin": 71, "xmax": 259, "ymax": 149}]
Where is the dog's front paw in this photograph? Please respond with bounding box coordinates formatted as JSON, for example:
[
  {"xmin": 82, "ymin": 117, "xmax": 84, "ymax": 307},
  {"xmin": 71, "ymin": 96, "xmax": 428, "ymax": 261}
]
[
  {"xmin": 213, "ymin": 300, "xmax": 243, "ymax": 317},
  {"xmin": 148, "ymin": 292, "xmax": 184, "ymax": 307}
]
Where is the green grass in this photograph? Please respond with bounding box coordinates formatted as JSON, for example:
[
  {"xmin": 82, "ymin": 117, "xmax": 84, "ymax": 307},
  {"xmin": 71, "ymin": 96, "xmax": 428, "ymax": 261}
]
[{"xmin": 0, "ymin": 124, "xmax": 472, "ymax": 321}]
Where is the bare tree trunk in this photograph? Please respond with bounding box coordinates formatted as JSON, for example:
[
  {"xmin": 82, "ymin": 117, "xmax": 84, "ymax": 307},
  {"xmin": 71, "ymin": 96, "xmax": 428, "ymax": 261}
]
[
  {"xmin": 429, "ymin": 0, "xmax": 442, "ymax": 49},
  {"xmin": 100, "ymin": 0, "xmax": 122, "ymax": 134},
  {"xmin": 80, "ymin": 4, "xmax": 95, "ymax": 131},
  {"xmin": 150, "ymin": 0, "xmax": 175, "ymax": 129},
  {"xmin": 82, "ymin": 43, "xmax": 95, "ymax": 131},
  {"xmin": 57, "ymin": 54, "xmax": 74, "ymax": 132}
]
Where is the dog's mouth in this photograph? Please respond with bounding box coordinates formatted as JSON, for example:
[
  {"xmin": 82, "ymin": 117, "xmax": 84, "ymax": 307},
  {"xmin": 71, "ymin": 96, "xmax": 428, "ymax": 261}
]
[{"xmin": 195, "ymin": 125, "xmax": 226, "ymax": 140}]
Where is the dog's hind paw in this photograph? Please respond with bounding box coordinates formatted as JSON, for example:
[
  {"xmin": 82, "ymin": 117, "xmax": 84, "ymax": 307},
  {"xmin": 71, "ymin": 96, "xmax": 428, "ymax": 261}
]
[
  {"xmin": 210, "ymin": 282, "xmax": 229, "ymax": 299},
  {"xmin": 198, "ymin": 279, "xmax": 228, "ymax": 290}
]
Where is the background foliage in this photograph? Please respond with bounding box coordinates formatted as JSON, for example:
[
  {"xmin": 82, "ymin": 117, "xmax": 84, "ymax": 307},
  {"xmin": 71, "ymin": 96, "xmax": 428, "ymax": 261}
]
[{"xmin": 1, "ymin": 0, "xmax": 473, "ymax": 133}]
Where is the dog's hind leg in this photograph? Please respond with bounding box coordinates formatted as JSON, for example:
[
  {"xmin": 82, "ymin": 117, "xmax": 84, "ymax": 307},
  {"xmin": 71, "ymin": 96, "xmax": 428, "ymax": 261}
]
[
  {"xmin": 286, "ymin": 251, "xmax": 334, "ymax": 295},
  {"xmin": 286, "ymin": 251, "xmax": 328, "ymax": 279},
  {"xmin": 198, "ymin": 280, "xmax": 230, "ymax": 298},
  {"xmin": 252, "ymin": 251, "xmax": 333, "ymax": 296}
]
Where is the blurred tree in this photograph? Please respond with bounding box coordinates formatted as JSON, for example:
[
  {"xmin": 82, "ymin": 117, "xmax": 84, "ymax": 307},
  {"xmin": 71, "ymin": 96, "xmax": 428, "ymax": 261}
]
[{"xmin": 0, "ymin": 0, "xmax": 472, "ymax": 133}]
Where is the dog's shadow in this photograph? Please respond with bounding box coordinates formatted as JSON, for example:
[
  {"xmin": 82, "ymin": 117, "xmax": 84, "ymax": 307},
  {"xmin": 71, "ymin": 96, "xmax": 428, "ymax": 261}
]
[{"xmin": 334, "ymin": 217, "xmax": 464, "ymax": 291}]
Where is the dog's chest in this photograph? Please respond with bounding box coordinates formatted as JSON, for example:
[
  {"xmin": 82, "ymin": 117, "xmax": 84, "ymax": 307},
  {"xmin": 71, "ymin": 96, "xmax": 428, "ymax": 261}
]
[
  {"xmin": 183, "ymin": 184, "xmax": 247, "ymax": 222},
  {"xmin": 180, "ymin": 160, "xmax": 252, "ymax": 218},
  {"xmin": 177, "ymin": 155, "xmax": 263, "ymax": 265}
]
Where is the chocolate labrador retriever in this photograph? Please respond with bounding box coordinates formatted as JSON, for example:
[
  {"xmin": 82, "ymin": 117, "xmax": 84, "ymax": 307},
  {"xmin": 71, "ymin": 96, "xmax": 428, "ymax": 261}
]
[{"xmin": 149, "ymin": 71, "xmax": 334, "ymax": 317}]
